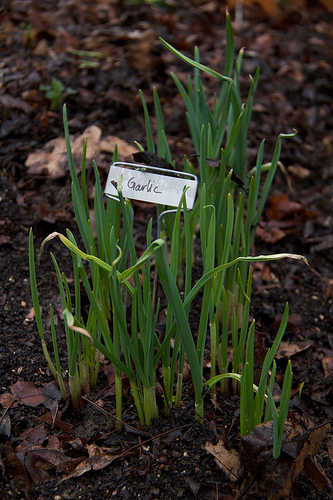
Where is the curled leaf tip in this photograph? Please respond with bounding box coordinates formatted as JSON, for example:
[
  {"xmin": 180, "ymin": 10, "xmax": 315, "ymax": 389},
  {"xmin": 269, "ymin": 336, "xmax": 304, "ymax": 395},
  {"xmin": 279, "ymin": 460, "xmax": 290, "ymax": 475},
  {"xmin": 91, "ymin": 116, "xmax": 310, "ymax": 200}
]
[
  {"xmin": 112, "ymin": 245, "xmax": 122, "ymax": 267},
  {"xmin": 287, "ymin": 253, "xmax": 309, "ymax": 265},
  {"xmin": 37, "ymin": 231, "xmax": 61, "ymax": 265}
]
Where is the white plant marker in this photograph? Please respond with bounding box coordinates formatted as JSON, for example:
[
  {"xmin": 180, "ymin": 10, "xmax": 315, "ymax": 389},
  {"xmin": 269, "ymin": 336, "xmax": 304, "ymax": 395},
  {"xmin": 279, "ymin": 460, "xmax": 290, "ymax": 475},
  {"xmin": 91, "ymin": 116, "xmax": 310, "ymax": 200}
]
[{"xmin": 105, "ymin": 162, "xmax": 198, "ymax": 209}]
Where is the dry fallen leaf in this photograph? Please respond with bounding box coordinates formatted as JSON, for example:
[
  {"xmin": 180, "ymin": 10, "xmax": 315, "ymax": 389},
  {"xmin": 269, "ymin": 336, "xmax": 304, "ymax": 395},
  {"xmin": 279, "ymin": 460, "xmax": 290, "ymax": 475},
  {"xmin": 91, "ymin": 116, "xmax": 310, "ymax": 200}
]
[
  {"xmin": 183, "ymin": 476, "xmax": 202, "ymax": 497},
  {"xmin": 63, "ymin": 444, "xmax": 118, "ymax": 479},
  {"xmin": 15, "ymin": 436, "xmax": 70, "ymax": 471},
  {"xmin": 10, "ymin": 381, "xmax": 46, "ymax": 407},
  {"xmin": 287, "ymin": 165, "xmax": 311, "ymax": 181},
  {"xmin": 304, "ymin": 455, "xmax": 331, "ymax": 492},
  {"xmin": 24, "ymin": 451, "xmax": 50, "ymax": 484},
  {"xmin": 25, "ymin": 126, "xmax": 102, "ymax": 179},
  {"xmin": 256, "ymin": 220, "xmax": 291, "ymax": 244},
  {"xmin": 266, "ymin": 193, "xmax": 305, "ymax": 221},
  {"xmin": 0, "ymin": 410, "xmax": 11, "ymax": 438},
  {"xmin": 205, "ymin": 440, "xmax": 240, "ymax": 482},
  {"xmin": 25, "ymin": 126, "xmax": 137, "ymax": 179},
  {"xmin": 239, "ymin": 420, "xmax": 331, "ymax": 500},
  {"xmin": 275, "ymin": 340, "xmax": 314, "ymax": 360},
  {"xmin": 4, "ymin": 444, "xmax": 31, "ymax": 496},
  {"xmin": 25, "ymin": 137, "xmax": 68, "ymax": 179},
  {"xmin": 71, "ymin": 125, "xmax": 102, "ymax": 159},
  {"xmin": 319, "ymin": 349, "xmax": 333, "ymax": 378},
  {"xmin": 0, "ymin": 392, "xmax": 16, "ymax": 409},
  {"xmin": 40, "ymin": 410, "xmax": 73, "ymax": 434},
  {"xmin": 100, "ymin": 135, "xmax": 137, "ymax": 158}
]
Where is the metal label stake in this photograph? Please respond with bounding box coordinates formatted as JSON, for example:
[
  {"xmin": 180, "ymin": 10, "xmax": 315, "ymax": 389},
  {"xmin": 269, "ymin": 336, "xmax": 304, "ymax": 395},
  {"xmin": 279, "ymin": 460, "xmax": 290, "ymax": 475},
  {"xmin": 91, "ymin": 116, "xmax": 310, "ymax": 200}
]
[{"xmin": 104, "ymin": 161, "xmax": 198, "ymax": 310}]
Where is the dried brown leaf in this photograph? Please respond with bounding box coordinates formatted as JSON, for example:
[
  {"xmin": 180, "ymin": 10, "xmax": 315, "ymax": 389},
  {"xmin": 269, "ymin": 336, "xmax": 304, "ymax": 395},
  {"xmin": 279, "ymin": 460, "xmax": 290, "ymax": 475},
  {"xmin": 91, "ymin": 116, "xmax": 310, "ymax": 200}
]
[
  {"xmin": 275, "ymin": 340, "xmax": 314, "ymax": 360},
  {"xmin": 0, "ymin": 392, "xmax": 15, "ymax": 409},
  {"xmin": 304, "ymin": 455, "xmax": 332, "ymax": 492},
  {"xmin": 25, "ymin": 126, "xmax": 136, "ymax": 179},
  {"xmin": 183, "ymin": 476, "xmax": 201, "ymax": 498},
  {"xmin": 205, "ymin": 440, "xmax": 240, "ymax": 482},
  {"xmin": 319, "ymin": 349, "xmax": 333, "ymax": 378},
  {"xmin": 24, "ymin": 452, "xmax": 50, "ymax": 484},
  {"xmin": 19, "ymin": 425, "xmax": 48, "ymax": 445},
  {"xmin": 239, "ymin": 420, "xmax": 331, "ymax": 500},
  {"xmin": 0, "ymin": 410, "xmax": 11, "ymax": 438},
  {"xmin": 10, "ymin": 381, "xmax": 46, "ymax": 407},
  {"xmin": 266, "ymin": 193, "xmax": 305, "ymax": 221},
  {"xmin": 25, "ymin": 137, "xmax": 68, "ymax": 179},
  {"xmin": 256, "ymin": 220, "xmax": 289, "ymax": 244},
  {"xmin": 40, "ymin": 411, "xmax": 73, "ymax": 434},
  {"xmin": 4, "ymin": 444, "xmax": 32, "ymax": 498},
  {"xmin": 16, "ymin": 435, "xmax": 68, "ymax": 470},
  {"xmin": 63, "ymin": 444, "xmax": 118, "ymax": 479},
  {"xmin": 71, "ymin": 125, "xmax": 102, "ymax": 159},
  {"xmin": 100, "ymin": 135, "xmax": 137, "ymax": 158},
  {"xmin": 287, "ymin": 165, "xmax": 311, "ymax": 181}
]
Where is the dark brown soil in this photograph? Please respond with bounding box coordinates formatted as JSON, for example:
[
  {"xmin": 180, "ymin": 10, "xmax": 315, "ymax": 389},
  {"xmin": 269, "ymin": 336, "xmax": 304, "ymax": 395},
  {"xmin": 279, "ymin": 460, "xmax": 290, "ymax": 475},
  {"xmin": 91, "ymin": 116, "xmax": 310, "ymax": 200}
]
[{"xmin": 1, "ymin": 1, "xmax": 333, "ymax": 499}]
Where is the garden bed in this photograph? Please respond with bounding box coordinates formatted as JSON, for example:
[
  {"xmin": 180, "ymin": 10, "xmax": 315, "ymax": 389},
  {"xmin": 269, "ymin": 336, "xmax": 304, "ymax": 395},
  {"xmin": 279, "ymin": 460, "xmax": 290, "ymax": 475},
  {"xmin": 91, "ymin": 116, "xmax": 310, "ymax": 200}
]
[{"xmin": 0, "ymin": 1, "xmax": 333, "ymax": 498}]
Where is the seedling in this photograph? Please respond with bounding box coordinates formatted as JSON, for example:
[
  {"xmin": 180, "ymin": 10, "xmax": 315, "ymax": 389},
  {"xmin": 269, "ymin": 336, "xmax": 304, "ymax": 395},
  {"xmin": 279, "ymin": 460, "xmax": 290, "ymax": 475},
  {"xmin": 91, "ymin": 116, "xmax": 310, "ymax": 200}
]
[{"xmin": 40, "ymin": 77, "xmax": 77, "ymax": 111}]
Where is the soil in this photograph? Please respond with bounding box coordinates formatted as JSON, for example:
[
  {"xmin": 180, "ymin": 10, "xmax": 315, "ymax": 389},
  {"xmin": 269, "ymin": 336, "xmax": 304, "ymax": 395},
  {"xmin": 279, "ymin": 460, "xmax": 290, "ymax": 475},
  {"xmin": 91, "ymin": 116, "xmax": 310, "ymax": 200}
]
[{"xmin": 1, "ymin": 1, "xmax": 333, "ymax": 499}]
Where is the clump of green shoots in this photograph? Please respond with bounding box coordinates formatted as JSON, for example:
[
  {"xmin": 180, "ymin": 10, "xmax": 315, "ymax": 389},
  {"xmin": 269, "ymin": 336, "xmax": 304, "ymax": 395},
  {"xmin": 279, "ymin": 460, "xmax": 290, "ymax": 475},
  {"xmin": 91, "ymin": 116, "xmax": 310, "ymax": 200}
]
[
  {"xmin": 138, "ymin": 10, "xmax": 297, "ymax": 398},
  {"xmin": 29, "ymin": 12, "xmax": 307, "ymax": 458}
]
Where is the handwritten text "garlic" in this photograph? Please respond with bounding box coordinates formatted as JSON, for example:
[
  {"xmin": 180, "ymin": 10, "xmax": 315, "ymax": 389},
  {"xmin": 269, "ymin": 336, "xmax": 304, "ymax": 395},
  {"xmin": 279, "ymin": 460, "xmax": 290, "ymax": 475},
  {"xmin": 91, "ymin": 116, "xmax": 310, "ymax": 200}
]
[{"xmin": 127, "ymin": 177, "xmax": 162, "ymax": 194}]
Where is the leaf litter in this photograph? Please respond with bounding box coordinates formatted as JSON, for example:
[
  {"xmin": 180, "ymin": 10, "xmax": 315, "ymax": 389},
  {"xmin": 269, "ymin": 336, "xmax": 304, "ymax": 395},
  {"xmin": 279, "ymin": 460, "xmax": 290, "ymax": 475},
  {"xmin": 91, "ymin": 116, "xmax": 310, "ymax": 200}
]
[{"xmin": 25, "ymin": 127, "xmax": 137, "ymax": 179}]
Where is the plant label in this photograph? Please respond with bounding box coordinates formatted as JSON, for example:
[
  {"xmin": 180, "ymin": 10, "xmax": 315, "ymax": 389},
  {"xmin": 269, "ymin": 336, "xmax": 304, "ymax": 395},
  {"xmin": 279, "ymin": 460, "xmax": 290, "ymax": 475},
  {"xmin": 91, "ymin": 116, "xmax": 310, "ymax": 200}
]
[{"xmin": 105, "ymin": 162, "xmax": 198, "ymax": 209}]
